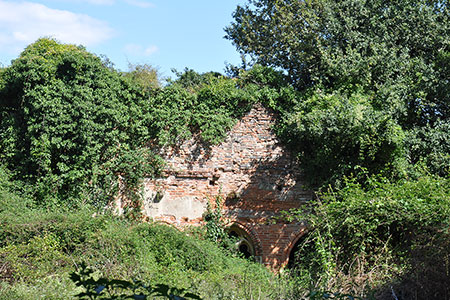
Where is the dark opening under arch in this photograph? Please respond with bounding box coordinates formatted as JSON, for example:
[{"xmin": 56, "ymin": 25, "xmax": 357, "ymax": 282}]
[
  {"xmin": 227, "ymin": 224, "xmax": 257, "ymax": 259},
  {"xmin": 287, "ymin": 232, "xmax": 308, "ymax": 269}
]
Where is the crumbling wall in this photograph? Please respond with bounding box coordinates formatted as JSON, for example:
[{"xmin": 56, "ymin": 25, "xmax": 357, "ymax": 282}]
[{"xmin": 142, "ymin": 103, "xmax": 312, "ymax": 269}]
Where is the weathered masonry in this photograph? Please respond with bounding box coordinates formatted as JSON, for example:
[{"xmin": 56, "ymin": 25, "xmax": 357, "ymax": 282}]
[{"xmin": 140, "ymin": 104, "xmax": 312, "ymax": 270}]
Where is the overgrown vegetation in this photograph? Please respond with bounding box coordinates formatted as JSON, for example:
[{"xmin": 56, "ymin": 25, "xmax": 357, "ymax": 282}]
[
  {"xmin": 70, "ymin": 262, "xmax": 202, "ymax": 299},
  {"xmin": 226, "ymin": 0, "xmax": 450, "ymax": 187},
  {"xmin": 224, "ymin": 0, "xmax": 450, "ymax": 298},
  {"xmin": 0, "ymin": 39, "xmax": 162, "ymax": 212},
  {"xmin": 284, "ymin": 175, "xmax": 450, "ymax": 298},
  {"xmin": 0, "ymin": 172, "xmax": 281, "ymax": 299},
  {"xmin": 0, "ymin": 0, "xmax": 449, "ymax": 298}
]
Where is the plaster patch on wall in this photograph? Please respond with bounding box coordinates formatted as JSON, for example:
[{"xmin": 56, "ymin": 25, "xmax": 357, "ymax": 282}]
[{"xmin": 143, "ymin": 186, "xmax": 206, "ymax": 221}]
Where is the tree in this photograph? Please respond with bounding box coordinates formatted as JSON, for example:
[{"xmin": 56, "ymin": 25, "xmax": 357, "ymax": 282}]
[
  {"xmin": 225, "ymin": 0, "xmax": 450, "ymax": 125},
  {"xmin": 124, "ymin": 63, "xmax": 162, "ymax": 91}
]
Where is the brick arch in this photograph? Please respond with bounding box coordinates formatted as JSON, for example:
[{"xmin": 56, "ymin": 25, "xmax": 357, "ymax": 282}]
[
  {"xmin": 284, "ymin": 227, "xmax": 308, "ymax": 268},
  {"xmin": 227, "ymin": 222, "xmax": 263, "ymax": 259}
]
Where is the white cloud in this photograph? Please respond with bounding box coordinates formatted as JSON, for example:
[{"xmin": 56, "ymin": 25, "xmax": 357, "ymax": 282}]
[
  {"xmin": 59, "ymin": 0, "xmax": 154, "ymax": 7},
  {"xmin": 80, "ymin": 0, "xmax": 115, "ymax": 4},
  {"xmin": 0, "ymin": 1, "xmax": 114, "ymax": 54},
  {"xmin": 124, "ymin": 44, "xmax": 158, "ymax": 56},
  {"xmin": 144, "ymin": 45, "xmax": 158, "ymax": 56},
  {"xmin": 125, "ymin": 0, "xmax": 155, "ymax": 8},
  {"xmin": 58, "ymin": 0, "xmax": 115, "ymax": 5}
]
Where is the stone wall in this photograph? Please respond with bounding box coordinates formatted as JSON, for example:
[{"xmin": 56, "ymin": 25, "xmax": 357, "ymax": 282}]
[{"xmin": 141, "ymin": 103, "xmax": 312, "ymax": 269}]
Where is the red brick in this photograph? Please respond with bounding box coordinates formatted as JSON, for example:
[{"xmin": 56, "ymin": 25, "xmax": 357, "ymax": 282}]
[{"xmin": 119, "ymin": 104, "xmax": 312, "ymax": 271}]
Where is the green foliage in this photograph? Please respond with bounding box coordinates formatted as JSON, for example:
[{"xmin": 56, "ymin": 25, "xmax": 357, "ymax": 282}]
[
  {"xmin": 0, "ymin": 277, "xmax": 76, "ymax": 300},
  {"xmin": 0, "ymin": 38, "xmax": 161, "ymax": 208},
  {"xmin": 276, "ymin": 88, "xmax": 406, "ymax": 187},
  {"xmin": 125, "ymin": 63, "xmax": 162, "ymax": 91},
  {"xmin": 204, "ymin": 195, "xmax": 227, "ymax": 244},
  {"xmin": 237, "ymin": 64, "xmax": 287, "ymax": 89},
  {"xmin": 0, "ymin": 183, "xmax": 278, "ymax": 300},
  {"xmin": 0, "ymin": 232, "xmax": 69, "ymax": 282},
  {"xmin": 226, "ymin": 0, "xmax": 449, "ymax": 125},
  {"xmin": 148, "ymin": 69, "xmax": 255, "ymax": 146},
  {"xmin": 431, "ymin": 50, "xmax": 450, "ymax": 118},
  {"xmin": 286, "ymin": 175, "xmax": 450, "ymax": 296},
  {"xmin": 169, "ymin": 68, "xmax": 222, "ymax": 91},
  {"xmin": 225, "ymin": 2, "xmax": 450, "ymax": 188},
  {"xmin": 2, "ymin": 37, "xmax": 447, "ymax": 195},
  {"xmin": 405, "ymin": 120, "xmax": 450, "ymax": 177},
  {"xmin": 305, "ymin": 291, "xmax": 369, "ymax": 300},
  {"xmin": 0, "ymin": 30, "xmax": 449, "ymax": 299},
  {"xmin": 70, "ymin": 262, "xmax": 202, "ymax": 299}
]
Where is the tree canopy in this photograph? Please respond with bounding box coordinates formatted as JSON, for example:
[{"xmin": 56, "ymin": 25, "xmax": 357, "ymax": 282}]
[
  {"xmin": 225, "ymin": 0, "xmax": 450, "ymax": 125},
  {"xmin": 225, "ymin": 0, "xmax": 450, "ymax": 186}
]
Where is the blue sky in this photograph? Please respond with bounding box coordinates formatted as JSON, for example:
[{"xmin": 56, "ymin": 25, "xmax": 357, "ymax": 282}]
[{"xmin": 0, "ymin": 0, "xmax": 247, "ymax": 78}]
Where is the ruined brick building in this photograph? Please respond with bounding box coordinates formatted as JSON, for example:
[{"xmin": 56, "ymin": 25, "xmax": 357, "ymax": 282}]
[{"xmin": 137, "ymin": 104, "xmax": 313, "ymax": 270}]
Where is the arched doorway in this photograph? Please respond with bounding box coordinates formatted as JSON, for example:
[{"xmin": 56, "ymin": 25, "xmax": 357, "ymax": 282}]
[
  {"xmin": 227, "ymin": 223, "xmax": 261, "ymax": 260},
  {"xmin": 287, "ymin": 231, "xmax": 308, "ymax": 269}
]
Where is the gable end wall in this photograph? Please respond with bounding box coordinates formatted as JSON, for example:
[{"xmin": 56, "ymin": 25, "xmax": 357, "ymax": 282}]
[{"xmin": 142, "ymin": 103, "xmax": 312, "ymax": 269}]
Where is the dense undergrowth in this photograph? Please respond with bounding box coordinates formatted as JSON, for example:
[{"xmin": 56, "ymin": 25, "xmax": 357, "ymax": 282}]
[
  {"xmin": 0, "ymin": 168, "xmax": 285, "ymax": 300},
  {"xmin": 285, "ymin": 175, "xmax": 450, "ymax": 299}
]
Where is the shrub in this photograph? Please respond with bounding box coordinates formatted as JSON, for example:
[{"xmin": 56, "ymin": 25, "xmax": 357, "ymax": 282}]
[
  {"xmin": 276, "ymin": 88, "xmax": 406, "ymax": 187},
  {"xmin": 286, "ymin": 175, "xmax": 450, "ymax": 297}
]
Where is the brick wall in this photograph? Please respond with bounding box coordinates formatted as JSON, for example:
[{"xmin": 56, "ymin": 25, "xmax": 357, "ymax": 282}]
[{"xmin": 141, "ymin": 103, "xmax": 312, "ymax": 270}]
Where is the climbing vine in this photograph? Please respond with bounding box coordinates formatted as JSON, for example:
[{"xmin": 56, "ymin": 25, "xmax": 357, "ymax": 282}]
[
  {"xmin": 203, "ymin": 194, "xmax": 227, "ymax": 243},
  {"xmin": 0, "ymin": 38, "xmax": 162, "ymax": 209}
]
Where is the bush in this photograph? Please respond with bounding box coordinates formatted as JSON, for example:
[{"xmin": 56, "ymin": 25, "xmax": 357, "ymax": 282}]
[
  {"xmin": 406, "ymin": 120, "xmax": 450, "ymax": 177},
  {"xmin": 276, "ymin": 88, "xmax": 406, "ymax": 187},
  {"xmin": 286, "ymin": 175, "xmax": 450, "ymax": 297}
]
